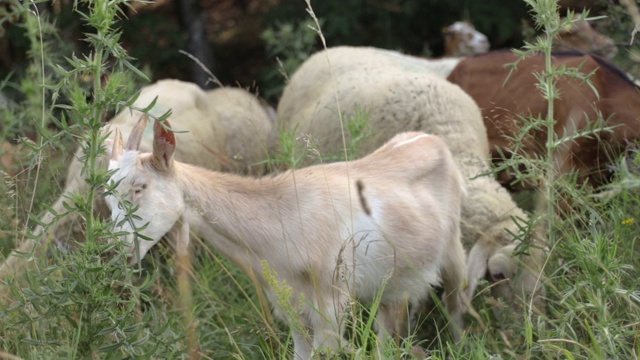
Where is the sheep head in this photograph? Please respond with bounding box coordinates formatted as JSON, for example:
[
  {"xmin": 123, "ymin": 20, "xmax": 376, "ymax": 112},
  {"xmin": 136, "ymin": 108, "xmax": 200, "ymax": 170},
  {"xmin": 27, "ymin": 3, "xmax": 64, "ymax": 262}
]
[{"xmin": 466, "ymin": 222, "xmax": 546, "ymax": 317}]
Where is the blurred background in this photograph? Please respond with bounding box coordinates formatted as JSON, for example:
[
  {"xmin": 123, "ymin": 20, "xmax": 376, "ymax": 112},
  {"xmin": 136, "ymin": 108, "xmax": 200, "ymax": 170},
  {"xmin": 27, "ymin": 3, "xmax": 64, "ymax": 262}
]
[{"xmin": 1, "ymin": 0, "xmax": 637, "ymax": 106}]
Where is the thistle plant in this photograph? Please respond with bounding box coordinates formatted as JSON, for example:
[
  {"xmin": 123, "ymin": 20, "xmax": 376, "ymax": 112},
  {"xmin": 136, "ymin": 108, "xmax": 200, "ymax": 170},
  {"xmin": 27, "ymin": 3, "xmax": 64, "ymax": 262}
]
[{"xmin": 0, "ymin": 1, "xmax": 185, "ymax": 357}]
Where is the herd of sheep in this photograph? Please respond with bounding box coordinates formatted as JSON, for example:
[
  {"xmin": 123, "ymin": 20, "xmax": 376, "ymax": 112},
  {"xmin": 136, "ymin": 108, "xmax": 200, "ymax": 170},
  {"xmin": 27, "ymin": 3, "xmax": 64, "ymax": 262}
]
[{"xmin": 0, "ymin": 15, "xmax": 629, "ymax": 359}]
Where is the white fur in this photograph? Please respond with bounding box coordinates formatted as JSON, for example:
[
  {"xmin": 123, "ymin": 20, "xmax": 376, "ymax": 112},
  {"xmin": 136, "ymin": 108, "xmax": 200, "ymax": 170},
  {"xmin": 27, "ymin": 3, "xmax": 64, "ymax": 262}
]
[
  {"xmin": 276, "ymin": 46, "xmax": 546, "ymax": 316},
  {"xmin": 106, "ymin": 124, "xmax": 467, "ymax": 359}
]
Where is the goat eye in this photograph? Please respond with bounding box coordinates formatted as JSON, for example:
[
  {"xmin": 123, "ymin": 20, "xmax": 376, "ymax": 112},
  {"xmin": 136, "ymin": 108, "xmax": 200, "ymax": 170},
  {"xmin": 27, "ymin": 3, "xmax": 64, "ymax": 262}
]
[{"xmin": 134, "ymin": 184, "xmax": 147, "ymax": 195}]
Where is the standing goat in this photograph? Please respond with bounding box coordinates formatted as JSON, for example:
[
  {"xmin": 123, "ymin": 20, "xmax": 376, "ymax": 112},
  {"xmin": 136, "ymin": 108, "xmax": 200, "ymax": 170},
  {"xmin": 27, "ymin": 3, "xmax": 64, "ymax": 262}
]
[{"xmin": 106, "ymin": 116, "xmax": 467, "ymax": 359}]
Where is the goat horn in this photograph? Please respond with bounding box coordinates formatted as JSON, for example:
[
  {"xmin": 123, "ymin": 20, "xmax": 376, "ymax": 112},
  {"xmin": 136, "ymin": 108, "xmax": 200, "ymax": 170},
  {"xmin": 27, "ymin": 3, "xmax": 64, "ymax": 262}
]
[
  {"xmin": 111, "ymin": 128, "xmax": 124, "ymax": 160},
  {"xmin": 125, "ymin": 114, "xmax": 148, "ymax": 151}
]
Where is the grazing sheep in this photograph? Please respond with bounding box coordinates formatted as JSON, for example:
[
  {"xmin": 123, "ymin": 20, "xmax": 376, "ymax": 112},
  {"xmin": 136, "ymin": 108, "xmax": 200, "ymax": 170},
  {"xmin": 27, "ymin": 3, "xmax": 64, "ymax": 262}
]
[
  {"xmin": 0, "ymin": 80, "xmax": 275, "ymax": 299},
  {"xmin": 205, "ymin": 87, "xmax": 278, "ymax": 174},
  {"xmin": 277, "ymin": 46, "xmax": 546, "ymax": 317},
  {"xmin": 106, "ymin": 116, "xmax": 467, "ymax": 359}
]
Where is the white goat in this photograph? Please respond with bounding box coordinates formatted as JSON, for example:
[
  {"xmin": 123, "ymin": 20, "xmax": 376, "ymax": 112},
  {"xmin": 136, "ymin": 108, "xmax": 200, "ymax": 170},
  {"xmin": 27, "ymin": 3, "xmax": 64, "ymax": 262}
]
[{"xmin": 105, "ymin": 116, "xmax": 467, "ymax": 359}]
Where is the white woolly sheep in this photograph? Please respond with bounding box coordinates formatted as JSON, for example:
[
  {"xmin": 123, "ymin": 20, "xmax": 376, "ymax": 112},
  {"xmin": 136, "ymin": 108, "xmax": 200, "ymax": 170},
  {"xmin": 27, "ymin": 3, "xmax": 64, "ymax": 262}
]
[
  {"xmin": 0, "ymin": 80, "xmax": 275, "ymax": 300},
  {"xmin": 276, "ymin": 46, "xmax": 547, "ymax": 317},
  {"xmin": 106, "ymin": 116, "xmax": 467, "ymax": 358},
  {"xmin": 205, "ymin": 87, "xmax": 278, "ymax": 174}
]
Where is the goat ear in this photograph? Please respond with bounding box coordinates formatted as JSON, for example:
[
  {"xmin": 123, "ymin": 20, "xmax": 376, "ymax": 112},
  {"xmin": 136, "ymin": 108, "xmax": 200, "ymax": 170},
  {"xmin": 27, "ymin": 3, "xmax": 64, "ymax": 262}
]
[
  {"xmin": 152, "ymin": 119, "xmax": 176, "ymax": 172},
  {"xmin": 125, "ymin": 114, "xmax": 148, "ymax": 151},
  {"xmin": 109, "ymin": 128, "xmax": 124, "ymax": 161}
]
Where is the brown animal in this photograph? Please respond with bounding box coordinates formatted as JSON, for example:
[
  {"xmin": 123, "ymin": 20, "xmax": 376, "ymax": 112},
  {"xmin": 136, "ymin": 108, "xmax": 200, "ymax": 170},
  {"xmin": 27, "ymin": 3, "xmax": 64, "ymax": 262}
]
[
  {"xmin": 554, "ymin": 13, "xmax": 618, "ymax": 59},
  {"xmin": 447, "ymin": 50, "xmax": 640, "ymax": 190}
]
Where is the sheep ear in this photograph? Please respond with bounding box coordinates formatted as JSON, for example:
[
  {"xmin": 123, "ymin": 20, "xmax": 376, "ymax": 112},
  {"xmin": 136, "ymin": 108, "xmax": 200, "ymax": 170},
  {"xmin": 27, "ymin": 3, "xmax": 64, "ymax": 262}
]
[
  {"xmin": 152, "ymin": 119, "xmax": 176, "ymax": 172},
  {"xmin": 126, "ymin": 114, "xmax": 148, "ymax": 151},
  {"xmin": 465, "ymin": 242, "xmax": 490, "ymax": 301}
]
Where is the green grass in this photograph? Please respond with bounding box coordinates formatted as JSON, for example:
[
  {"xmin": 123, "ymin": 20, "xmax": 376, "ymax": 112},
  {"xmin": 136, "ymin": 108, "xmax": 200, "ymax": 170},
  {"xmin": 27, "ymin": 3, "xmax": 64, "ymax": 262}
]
[{"xmin": 1, "ymin": 0, "xmax": 640, "ymax": 359}]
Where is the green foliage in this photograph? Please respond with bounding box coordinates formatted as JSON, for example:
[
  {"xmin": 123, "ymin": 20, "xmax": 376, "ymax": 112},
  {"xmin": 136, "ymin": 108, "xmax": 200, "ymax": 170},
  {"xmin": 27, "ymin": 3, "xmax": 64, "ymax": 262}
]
[
  {"xmin": 0, "ymin": 2, "xmax": 74, "ymax": 258},
  {"xmin": 265, "ymin": 0, "xmax": 529, "ymax": 55},
  {"xmin": 260, "ymin": 19, "xmax": 321, "ymax": 102},
  {"xmin": 267, "ymin": 126, "xmax": 309, "ymax": 171},
  {"xmin": 591, "ymin": 1, "xmax": 640, "ymax": 78},
  {"xmin": 119, "ymin": 11, "xmax": 189, "ymax": 81},
  {"xmin": 272, "ymin": 107, "xmax": 372, "ymax": 170},
  {"xmin": 1, "ymin": 243, "xmax": 171, "ymax": 358},
  {"xmin": 499, "ymin": 6, "xmax": 613, "ymax": 234},
  {"xmin": 342, "ymin": 106, "xmax": 373, "ymax": 161},
  {"xmin": 466, "ymin": 1, "xmax": 640, "ymax": 358},
  {"xmin": 0, "ymin": 1, "xmax": 180, "ymax": 358}
]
